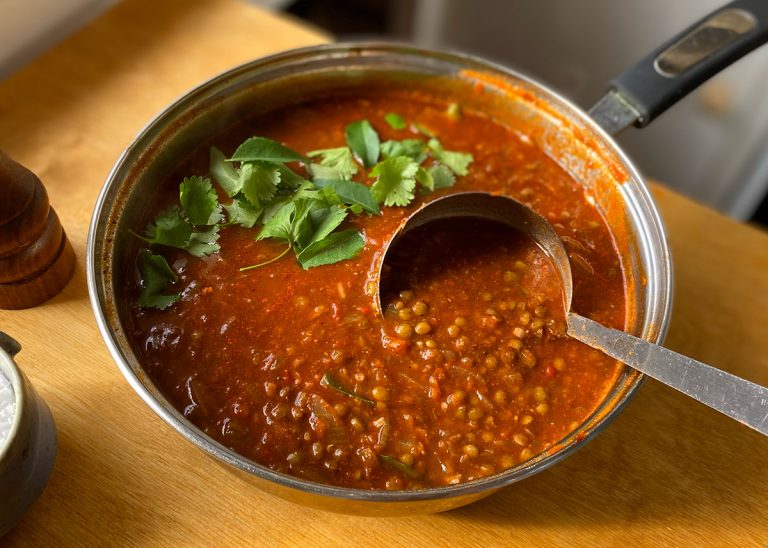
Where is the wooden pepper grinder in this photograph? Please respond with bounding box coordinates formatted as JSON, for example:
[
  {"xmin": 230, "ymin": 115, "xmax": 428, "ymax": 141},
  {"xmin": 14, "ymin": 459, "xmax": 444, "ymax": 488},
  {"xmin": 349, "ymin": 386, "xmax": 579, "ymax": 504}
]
[{"xmin": 0, "ymin": 150, "xmax": 75, "ymax": 309}]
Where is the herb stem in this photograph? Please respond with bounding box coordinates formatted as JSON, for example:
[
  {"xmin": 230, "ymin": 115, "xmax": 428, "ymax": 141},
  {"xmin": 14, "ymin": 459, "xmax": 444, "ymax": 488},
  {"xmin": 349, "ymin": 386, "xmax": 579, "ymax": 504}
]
[
  {"xmin": 240, "ymin": 243, "xmax": 292, "ymax": 271},
  {"xmin": 379, "ymin": 454, "xmax": 421, "ymax": 479},
  {"xmin": 320, "ymin": 372, "xmax": 376, "ymax": 406}
]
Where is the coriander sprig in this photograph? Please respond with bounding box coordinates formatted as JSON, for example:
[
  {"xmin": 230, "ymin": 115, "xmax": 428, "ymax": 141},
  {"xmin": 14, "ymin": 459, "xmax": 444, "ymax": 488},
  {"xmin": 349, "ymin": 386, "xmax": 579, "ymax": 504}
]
[{"xmin": 132, "ymin": 109, "xmax": 474, "ymax": 308}]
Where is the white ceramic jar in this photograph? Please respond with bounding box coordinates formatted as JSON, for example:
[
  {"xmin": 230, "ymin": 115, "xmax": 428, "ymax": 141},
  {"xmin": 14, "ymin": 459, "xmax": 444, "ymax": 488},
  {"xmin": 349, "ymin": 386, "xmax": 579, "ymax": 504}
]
[{"xmin": 0, "ymin": 332, "xmax": 56, "ymax": 537}]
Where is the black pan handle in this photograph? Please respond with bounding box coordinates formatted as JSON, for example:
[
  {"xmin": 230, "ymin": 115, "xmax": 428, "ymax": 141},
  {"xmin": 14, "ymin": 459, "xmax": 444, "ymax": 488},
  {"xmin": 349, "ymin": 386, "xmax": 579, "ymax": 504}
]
[{"xmin": 590, "ymin": 0, "xmax": 768, "ymax": 134}]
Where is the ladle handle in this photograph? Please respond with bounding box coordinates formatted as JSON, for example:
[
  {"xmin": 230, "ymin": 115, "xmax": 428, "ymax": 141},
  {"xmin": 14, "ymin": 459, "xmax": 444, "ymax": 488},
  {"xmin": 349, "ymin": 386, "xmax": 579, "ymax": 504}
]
[
  {"xmin": 567, "ymin": 313, "xmax": 768, "ymax": 436},
  {"xmin": 590, "ymin": 0, "xmax": 768, "ymax": 133}
]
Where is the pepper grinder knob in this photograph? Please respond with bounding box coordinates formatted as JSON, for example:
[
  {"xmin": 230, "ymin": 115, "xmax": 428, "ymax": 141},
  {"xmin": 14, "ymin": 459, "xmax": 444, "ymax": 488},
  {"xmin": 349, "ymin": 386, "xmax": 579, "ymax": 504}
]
[{"xmin": 0, "ymin": 150, "xmax": 75, "ymax": 309}]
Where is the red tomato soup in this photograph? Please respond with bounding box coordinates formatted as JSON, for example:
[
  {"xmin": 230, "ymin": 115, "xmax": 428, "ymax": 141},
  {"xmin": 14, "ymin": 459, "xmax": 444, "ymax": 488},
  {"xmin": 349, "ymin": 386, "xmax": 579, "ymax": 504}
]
[{"xmin": 124, "ymin": 85, "xmax": 626, "ymax": 490}]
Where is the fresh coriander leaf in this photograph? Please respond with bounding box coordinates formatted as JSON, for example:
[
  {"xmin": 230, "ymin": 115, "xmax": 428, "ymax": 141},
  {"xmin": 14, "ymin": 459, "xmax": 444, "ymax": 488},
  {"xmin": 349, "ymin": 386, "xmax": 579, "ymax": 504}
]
[
  {"xmin": 224, "ymin": 196, "xmax": 261, "ymax": 228},
  {"xmin": 345, "ymin": 119, "xmax": 380, "ymax": 168},
  {"xmin": 260, "ymin": 195, "xmax": 292, "ymax": 224},
  {"xmin": 314, "ymin": 179, "xmax": 380, "ymax": 214},
  {"xmin": 241, "ymin": 162, "xmax": 280, "ymax": 207},
  {"xmin": 290, "ymin": 198, "xmax": 320, "ymax": 245},
  {"xmin": 384, "ymin": 112, "xmax": 406, "ymax": 130},
  {"xmin": 428, "ymin": 138, "xmax": 473, "ymax": 176},
  {"xmin": 293, "ymin": 182, "xmax": 339, "ymax": 207},
  {"xmin": 430, "ymin": 163, "xmax": 456, "ymax": 190},
  {"xmin": 230, "ymin": 137, "xmax": 305, "ymax": 163},
  {"xmin": 141, "ymin": 206, "xmax": 193, "ymax": 249},
  {"xmin": 257, "ymin": 201, "xmax": 295, "ymax": 243},
  {"xmin": 380, "ymin": 139, "xmax": 427, "ymax": 162},
  {"xmin": 275, "ymin": 164, "xmax": 308, "ymax": 189},
  {"xmin": 210, "ymin": 147, "xmax": 241, "ymax": 197},
  {"xmin": 300, "ymin": 206, "xmax": 348, "ymax": 249},
  {"xmin": 370, "ymin": 156, "xmax": 420, "ymax": 207},
  {"xmin": 186, "ymin": 225, "xmax": 221, "ymax": 257},
  {"xmin": 180, "ymin": 176, "xmax": 222, "ymax": 225},
  {"xmin": 297, "ymin": 230, "xmax": 364, "ymax": 269},
  {"xmin": 307, "ymin": 147, "xmax": 358, "ymax": 180},
  {"xmin": 415, "ymin": 167, "xmax": 434, "ymax": 193},
  {"xmin": 308, "ymin": 163, "xmax": 342, "ymax": 181},
  {"xmin": 137, "ymin": 249, "xmax": 179, "ymax": 309}
]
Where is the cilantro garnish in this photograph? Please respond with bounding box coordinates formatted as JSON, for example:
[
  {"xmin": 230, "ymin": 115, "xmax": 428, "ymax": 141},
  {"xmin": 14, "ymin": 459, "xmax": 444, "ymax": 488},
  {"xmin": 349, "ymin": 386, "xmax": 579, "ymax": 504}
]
[
  {"xmin": 345, "ymin": 120, "xmax": 380, "ymax": 168},
  {"xmin": 427, "ymin": 138, "xmax": 473, "ymax": 176},
  {"xmin": 297, "ymin": 230, "xmax": 365, "ymax": 270},
  {"xmin": 384, "ymin": 112, "xmax": 407, "ymax": 130},
  {"xmin": 223, "ymin": 196, "xmax": 260, "ymax": 228},
  {"xmin": 240, "ymin": 162, "xmax": 280, "ymax": 207},
  {"xmin": 313, "ymin": 179, "xmax": 380, "ymax": 215},
  {"xmin": 132, "ymin": 114, "xmax": 474, "ymax": 308},
  {"xmin": 186, "ymin": 225, "xmax": 221, "ymax": 257},
  {"xmin": 229, "ymin": 136, "xmax": 307, "ymax": 164},
  {"xmin": 139, "ymin": 206, "xmax": 193, "ymax": 249},
  {"xmin": 180, "ymin": 176, "xmax": 223, "ymax": 225},
  {"xmin": 371, "ymin": 156, "xmax": 420, "ymax": 207},
  {"xmin": 134, "ymin": 178, "xmax": 222, "ymax": 256},
  {"xmin": 136, "ymin": 249, "xmax": 179, "ymax": 309},
  {"xmin": 307, "ymin": 147, "xmax": 358, "ymax": 181},
  {"xmin": 209, "ymin": 147, "xmax": 240, "ymax": 197},
  {"xmin": 380, "ymin": 139, "xmax": 427, "ymax": 163}
]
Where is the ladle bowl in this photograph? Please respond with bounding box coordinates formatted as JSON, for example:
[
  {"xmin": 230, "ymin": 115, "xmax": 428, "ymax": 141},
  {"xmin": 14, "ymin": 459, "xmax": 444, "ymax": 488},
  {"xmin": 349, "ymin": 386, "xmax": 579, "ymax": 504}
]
[{"xmin": 378, "ymin": 192, "xmax": 768, "ymax": 437}]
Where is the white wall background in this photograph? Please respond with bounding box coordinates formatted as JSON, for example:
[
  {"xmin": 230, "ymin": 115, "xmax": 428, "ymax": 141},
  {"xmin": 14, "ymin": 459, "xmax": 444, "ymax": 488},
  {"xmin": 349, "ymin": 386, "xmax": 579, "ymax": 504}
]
[
  {"xmin": 0, "ymin": 0, "xmax": 118, "ymax": 80},
  {"xmin": 410, "ymin": 0, "xmax": 768, "ymax": 219}
]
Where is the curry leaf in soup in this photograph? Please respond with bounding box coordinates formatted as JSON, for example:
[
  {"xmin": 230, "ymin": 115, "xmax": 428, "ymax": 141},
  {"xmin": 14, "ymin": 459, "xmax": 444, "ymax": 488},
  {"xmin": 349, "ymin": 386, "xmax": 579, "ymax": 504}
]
[
  {"xmin": 345, "ymin": 119, "xmax": 380, "ymax": 168},
  {"xmin": 223, "ymin": 196, "xmax": 261, "ymax": 228},
  {"xmin": 141, "ymin": 206, "xmax": 193, "ymax": 249},
  {"xmin": 370, "ymin": 156, "xmax": 420, "ymax": 207},
  {"xmin": 297, "ymin": 230, "xmax": 364, "ymax": 269},
  {"xmin": 230, "ymin": 136, "xmax": 306, "ymax": 164},
  {"xmin": 380, "ymin": 139, "xmax": 427, "ymax": 163},
  {"xmin": 241, "ymin": 162, "xmax": 280, "ymax": 207},
  {"xmin": 136, "ymin": 249, "xmax": 179, "ymax": 309},
  {"xmin": 185, "ymin": 225, "xmax": 221, "ymax": 257},
  {"xmin": 429, "ymin": 164, "xmax": 456, "ymax": 190},
  {"xmin": 384, "ymin": 112, "xmax": 407, "ymax": 130},
  {"xmin": 313, "ymin": 179, "xmax": 380, "ymax": 215},
  {"xmin": 307, "ymin": 147, "xmax": 358, "ymax": 180},
  {"xmin": 179, "ymin": 176, "xmax": 223, "ymax": 225},
  {"xmin": 209, "ymin": 147, "xmax": 241, "ymax": 197},
  {"xmin": 427, "ymin": 138, "xmax": 473, "ymax": 176}
]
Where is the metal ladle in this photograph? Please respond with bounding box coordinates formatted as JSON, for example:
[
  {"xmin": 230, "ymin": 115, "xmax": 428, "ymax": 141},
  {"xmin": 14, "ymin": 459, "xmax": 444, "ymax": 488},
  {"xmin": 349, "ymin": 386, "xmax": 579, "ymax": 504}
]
[{"xmin": 377, "ymin": 191, "xmax": 768, "ymax": 436}]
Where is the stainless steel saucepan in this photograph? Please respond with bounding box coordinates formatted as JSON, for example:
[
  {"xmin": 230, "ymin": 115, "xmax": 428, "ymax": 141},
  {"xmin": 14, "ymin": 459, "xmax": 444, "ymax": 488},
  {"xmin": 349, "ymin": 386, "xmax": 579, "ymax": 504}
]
[{"xmin": 88, "ymin": 0, "xmax": 768, "ymax": 515}]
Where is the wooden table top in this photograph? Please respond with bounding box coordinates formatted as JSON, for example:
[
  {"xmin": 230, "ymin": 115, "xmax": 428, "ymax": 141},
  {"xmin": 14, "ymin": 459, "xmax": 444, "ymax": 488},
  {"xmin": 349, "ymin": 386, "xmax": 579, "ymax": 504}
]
[{"xmin": 1, "ymin": 0, "xmax": 766, "ymax": 545}]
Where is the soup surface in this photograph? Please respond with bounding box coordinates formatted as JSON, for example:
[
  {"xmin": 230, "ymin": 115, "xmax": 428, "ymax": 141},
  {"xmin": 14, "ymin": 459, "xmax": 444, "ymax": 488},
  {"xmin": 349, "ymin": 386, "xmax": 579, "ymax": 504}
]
[{"xmin": 124, "ymin": 84, "xmax": 626, "ymax": 490}]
